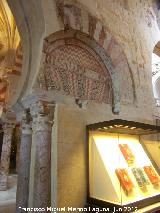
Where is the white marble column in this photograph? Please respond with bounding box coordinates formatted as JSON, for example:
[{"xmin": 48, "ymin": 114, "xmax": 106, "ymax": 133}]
[
  {"xmin": 16, "ymin": 110, "xmax": 32, "ymax": 212},
  {"xmin": 31, "ymin": 101, "xmax": 55, "ymax": 209},
  {"xmin": 0, "ymin": 122, "xmax": 14, "ymax": 190}
]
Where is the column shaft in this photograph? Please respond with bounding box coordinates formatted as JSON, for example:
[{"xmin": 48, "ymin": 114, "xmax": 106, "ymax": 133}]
[
  {"xmin": 0, "ymin": 123, "xmax": 14, "ymax": 190},
  {"xmin": 31, "ymin": 101, "xmax": 54, "ymax": 210},
  {"xmin": 16, "ymin": 111, "xmax": 32, "ymax": 212},
  {"xmin": 16, "ymin": 125, "xmax": 21, "ymax": 173},
  {"xmin": 34, "ymin": 126, "xmax": 51, "ymax": 208}
]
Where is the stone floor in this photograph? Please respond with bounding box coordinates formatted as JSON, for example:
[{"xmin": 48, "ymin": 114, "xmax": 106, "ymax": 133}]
[{"xmin": 0, "ymin": 174, "xmax": 17, "ymax": 213}]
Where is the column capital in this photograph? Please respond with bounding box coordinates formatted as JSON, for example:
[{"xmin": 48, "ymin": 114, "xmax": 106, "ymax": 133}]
[
  {"xmin": 1, "ymin": 109, "xmax": 16, "ymax": 133},
  {"xmin": 21, "ymin": 110, "xmax": 32, "ymax": 135},
  {"xmin": 2, "ymin": 121, "xmax": 15, "ymax": 134},
  {"xmin": 30, "ymin": 100, "xmax": 55, "ymax": 117},
  {"xmin": 11, "ymin": 102, "xmax": 24, "ymax": 122},
  {"xmin": 30, "ymin": 100, "xmax": 55, "ymax": 132}
]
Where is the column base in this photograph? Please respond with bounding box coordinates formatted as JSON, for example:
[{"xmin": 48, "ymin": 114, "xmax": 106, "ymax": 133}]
[{"xmin": 0, "ymin": 173, "xmax": 8, "ymax": 191}]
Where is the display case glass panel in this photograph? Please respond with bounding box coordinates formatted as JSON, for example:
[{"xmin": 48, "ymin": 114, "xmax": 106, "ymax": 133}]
[{"xmin": 87, "ymin": 119, "xmax": 160, "ymax": 211}]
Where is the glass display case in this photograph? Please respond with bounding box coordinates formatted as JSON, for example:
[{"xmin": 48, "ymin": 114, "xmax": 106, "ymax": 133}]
[{"xmin": 87, "ymin": 119, "xmax": 160, "ymax": 212}]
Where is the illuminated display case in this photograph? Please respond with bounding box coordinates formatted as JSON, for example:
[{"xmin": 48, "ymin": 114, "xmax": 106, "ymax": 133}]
[{"xmin": 87, "ymin": 119, "xmax": 160, "ymax": 212}]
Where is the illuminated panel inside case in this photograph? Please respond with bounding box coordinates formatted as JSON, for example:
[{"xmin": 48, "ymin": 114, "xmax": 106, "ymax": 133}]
[{"xmin": 89, "ymin": 132, "xmax": 160, "ymax": 206}]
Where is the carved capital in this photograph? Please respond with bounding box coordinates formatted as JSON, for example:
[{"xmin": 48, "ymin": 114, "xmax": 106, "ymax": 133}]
[
  {"xmin": 2, "ymin": 122, "xmax": 15, "ymax": 135},
  {"xmin": 21, "ymin": 110, "xmax": 32, "ymax": 135},
  {"xmin": 11, "ymin": 102, "xmax": 24, "ymax": 122},
  {"xmin": 30, "ymin": 100, "xmax": 55, "ymax": 132}
]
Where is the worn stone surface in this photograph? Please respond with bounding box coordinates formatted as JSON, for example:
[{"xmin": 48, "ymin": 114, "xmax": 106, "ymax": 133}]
[
  {"xmin": 0, "ymin": 123, "xmax": 14, "ymax": 191},
  {"xmin": 15, "ymin": 125, "xmax": 21, "ymax": 173},
  {"xmin": 16, "ymin": 111, "xmax": 32, "ymax": 212},
  {"xmin": 33, "ymin": 128, "xmax": 51, "ymax": 208},
  {"xmin": 54, "ymin": 1, "xmax": 136, "ymax": 105},
  {"xmin": 39, "ymin": 0, "xmax": 158, "ymax": 111},
  {"xmin": 35, "ymin": 2, "xmax": 135, "ymax": 111},
  {"xmin": 36, "ymin": 34, "xmax": 112, "ymax": 105},
  {"xmin": 31, "ymin": 101, "xmax": 55, "ymax": 209},
  {"xmin": 5, "ymin": 0, "xmax": 160, "ymax": 112}
]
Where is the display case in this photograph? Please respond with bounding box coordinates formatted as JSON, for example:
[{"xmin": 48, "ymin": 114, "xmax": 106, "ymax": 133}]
[{"xmin": 87, "ymin": 119, "xmax": 160, "ymax": 212}]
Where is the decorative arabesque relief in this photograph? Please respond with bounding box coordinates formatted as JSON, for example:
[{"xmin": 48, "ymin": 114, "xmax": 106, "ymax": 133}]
[
  {"xmin": 37, "ymin": 37, "xmax": 112, "ymax": 104},
  {"xmin": 35, "ymin": 1, "xmax": 135, "ymax": 113}
]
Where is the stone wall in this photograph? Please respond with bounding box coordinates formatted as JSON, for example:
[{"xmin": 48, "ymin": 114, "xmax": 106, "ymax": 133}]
[
  {"xmin": 37, "ymin": 32, "xmax": 113, "ymax": 104},
  {"xmin": 37, "ymin": 1, "xmax": 136, "ymax": 110},
  {"xmin": 37, "ymin": 0, "xmax": 160, "ymax": 112},
  {"xmin": 17, "ymin": 0, "xmax": 160, "ymax": 211},
  {"xmin": 75, "ymin": 0, "xmax": 160, "ymax": 111},
  {"xmin": 7, "ymin": 0, "xmax": 160, "ymax": 112},
  {"xmin": 36, "ymin": 0, "xmax": 160, "ymax": 210}
]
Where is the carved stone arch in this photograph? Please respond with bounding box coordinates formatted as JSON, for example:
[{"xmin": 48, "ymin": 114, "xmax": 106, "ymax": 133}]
[
  {"xmin": 35, "ymin": 29, "xmax": 121, "ymax": 113},
  {"xmin": 7, "ymin": 0, "xmax": 45, "ymax": 105},
  {"xmin": 54, "ymin": 0, "xmax": 136, "ymax": 111}
]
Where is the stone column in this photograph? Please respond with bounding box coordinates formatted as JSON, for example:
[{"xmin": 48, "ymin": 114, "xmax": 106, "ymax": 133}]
[
  {"xmin": 15, "ymin": 125, "xmax": 21, "ymax": 173},
  {"xmin": 16, "ymin": 110, "xmax": 32, "ymax": 212},
  {"xmin": 31, "ymin": 101, "xmax": 54, "ymax": 209},
  {"xmin": 0, "ymin": 122, "xmax": 14, "ymax": 190}
]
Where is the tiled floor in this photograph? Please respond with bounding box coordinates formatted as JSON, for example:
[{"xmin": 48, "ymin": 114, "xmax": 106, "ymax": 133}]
[{"xmin": 0, "ymin": 174, "xmax": 17, "ymax": 213}]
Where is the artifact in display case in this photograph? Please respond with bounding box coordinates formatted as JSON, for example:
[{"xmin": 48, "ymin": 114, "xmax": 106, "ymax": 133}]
[
  {"xmin": 115, "ymin": 168, "xmax": 134, "ymax": 194},
  {"xmin": 118, "ymin": 144, "xmax": 135, "ymax": 164},
  {"xmin": 131, "ymin": 167, "xmax": 149, "ymax": 188},
  {"xmin": 144, "ymin": 166, "xmax": 160, "ymax": 185},
  {"xmin": 87, "ymin": 119, "xmax": 160, "ymax": 212}
]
